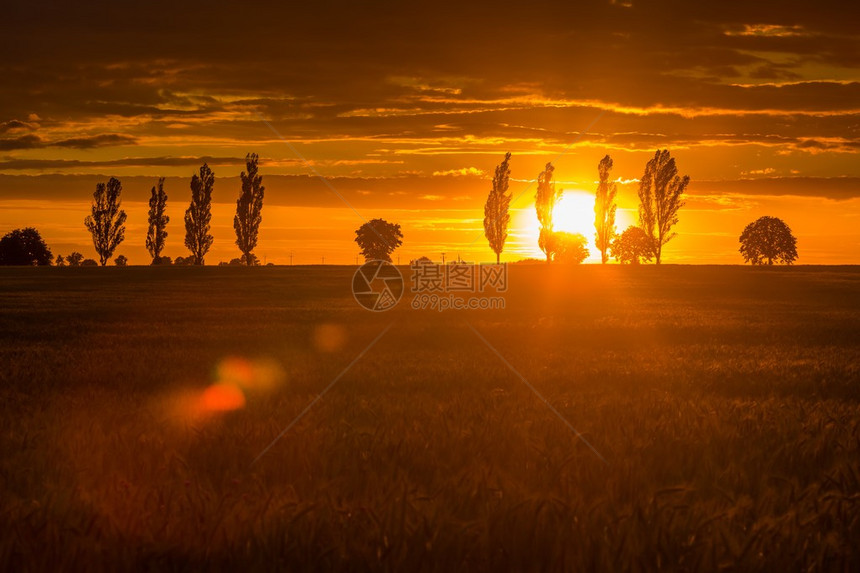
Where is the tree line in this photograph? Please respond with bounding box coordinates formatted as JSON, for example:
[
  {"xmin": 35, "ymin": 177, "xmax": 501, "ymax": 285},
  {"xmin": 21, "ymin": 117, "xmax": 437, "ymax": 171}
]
[
  {"xmin": 51, "ymin": 153, "xmax": 265, "ymax": 267},
  {"xmin": 0, "ymin": 149, "xmax": 798, "ymax": 267},
  {"xmin": 482, "ymin": 149, "xmax": 798, "ymax": 266}
]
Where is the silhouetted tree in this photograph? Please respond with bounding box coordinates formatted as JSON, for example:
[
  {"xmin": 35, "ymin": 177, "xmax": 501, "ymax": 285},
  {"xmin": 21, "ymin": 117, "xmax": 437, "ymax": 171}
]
[
  {"xmin": 739, "ymin": 216, "xmax": 798, "ymax": 265},
  {"xmin": 483, "ymin": 152, "xmax": 512, "ymax": 264},
  {"xmin": 84, "ymin": 177, "xmax": 126, "ymax": 266},
  {"xmin": 638, "ymin": 150, "xmax": 688, "ymax": 264},
  {"xmin": 146, "ymin": 177, "xmax": 169, "ymax": 264},
  {"xmin": 594, "ymin": 155, "xmax": 617, "ymax": 264},
  {"xmin": 158, "ymin": 256, "xmax": 173, "ymax": 265},
  {"xmin": 55, "ymin": 254, "xmax": 65, "ymax": 267},
  {"xmin": 114, "ymin": 254, "xmax": 128, "ymax": 266},
  {"xmin": 234, "ymin": 153, "xmax": 265, "ymax": 265},
  {"xmin": 535, "ymin": 162, "xmax": 562, "ymax": 262},
  {"xmin": 240, "ymin": 252, "xmax": 259, "ymax": 266},
  {"xmin": 0, "ymin": 228, "xmax": 53, "ymax": 265},
  {"xmin": 612, "ymin": 226, "xmax": 652, "ymax": 264},
  {"xmin": 550, "ymin": 232, "xmax": 589, "ymax": 264},
  {"xmin": 67, "ymin": 252, "xmax": 84, "ymax": 267},
  {"xmin": 184, "ymin": 163, "xmax": 215, "ymax": 265},
  {"xmin": 355, "ymin": 218, "xmax": 403, "ymax": 262},
  {"xmin": 81, "ymin": 258, "xmax": 98, "ymax": 267}
]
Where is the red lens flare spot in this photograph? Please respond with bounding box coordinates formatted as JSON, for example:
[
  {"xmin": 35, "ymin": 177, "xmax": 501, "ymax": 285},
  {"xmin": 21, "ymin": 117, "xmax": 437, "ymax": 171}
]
[{"xmin": 198, "ymin": 383, "xmax": 245, "ymax": 412}]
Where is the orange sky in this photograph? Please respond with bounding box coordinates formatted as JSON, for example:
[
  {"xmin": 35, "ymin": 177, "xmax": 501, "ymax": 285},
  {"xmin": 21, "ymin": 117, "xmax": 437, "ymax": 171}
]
[{"xmin": 1, "ymin": 1, "xmax": 858, "ymax": 264}]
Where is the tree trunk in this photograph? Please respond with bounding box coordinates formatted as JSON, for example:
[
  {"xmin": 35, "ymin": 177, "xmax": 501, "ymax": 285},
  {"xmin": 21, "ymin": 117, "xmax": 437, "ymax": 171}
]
[{"xmin": 496, "ymin": 252, "xmax": 500, "ymax": 264}]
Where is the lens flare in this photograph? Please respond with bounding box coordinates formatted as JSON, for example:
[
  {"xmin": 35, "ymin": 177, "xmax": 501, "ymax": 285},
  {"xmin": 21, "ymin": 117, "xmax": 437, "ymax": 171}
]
[
  {"xmin": 215, "ymin": 356, "xmax": 285, "ymax": 391},
  {"xmin": 198, "ymin": 382, "xmax": 246, "ymax": 412},
  {"xmin": 161, "ymin": 356, "xmax": 285, "ymax": 422},
  {"xmin": 312, "ymin": 323, "xmax": 347, "ymax": 353}
]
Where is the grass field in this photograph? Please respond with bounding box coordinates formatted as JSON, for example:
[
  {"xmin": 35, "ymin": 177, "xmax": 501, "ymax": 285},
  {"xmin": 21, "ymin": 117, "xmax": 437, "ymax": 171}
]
[{"xmin": 1, "ymin": 265, "xmax": 859, "ymax": 571}]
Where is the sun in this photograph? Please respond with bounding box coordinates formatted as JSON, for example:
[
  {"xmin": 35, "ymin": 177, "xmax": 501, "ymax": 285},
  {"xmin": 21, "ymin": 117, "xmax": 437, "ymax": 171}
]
[
  {"xmin": 553, "ymin": 191, "xmax": 596, "ymax": 237},
  {"xmin": 513, "ymin": 189, "xmax": 633, "ymax": 262}
]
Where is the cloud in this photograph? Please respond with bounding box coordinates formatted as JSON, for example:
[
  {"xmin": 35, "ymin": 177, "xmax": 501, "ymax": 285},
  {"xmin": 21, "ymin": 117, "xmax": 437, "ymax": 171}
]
[
  {"xmin": 0, "ymin": 0, "xmax": 857, "ymax": 188},
  {"xmin": 53, "ymin": 134, "xmax": 138, "ymax": 149},
  {"xmin": 432, "ymin": 167, "xmax": 485, "ymax": 177},
  {"xmin": 724, "ymin": 24, "xmax": 809, "ymax": 38},
  {"xmin": 0, "ymin": 133, "xmax": 137, "ymax": 151},
  {"xmin": 0, "ymin": 135, "xmax": 43, "ymax": 151},
  {"xmin": 693, "ymin": 177, "xmax": 860, "ymax": 200},
  {"xmin": 0, "ymin": 120, "xmax": 37, "ymax": 133},
  {"xmin": 0, "ymin": 156, "xmax": 246, "ymax": 170},
  {"xmin": 0, "ymin": 173, "xmax": 489, "ymax": 207}
]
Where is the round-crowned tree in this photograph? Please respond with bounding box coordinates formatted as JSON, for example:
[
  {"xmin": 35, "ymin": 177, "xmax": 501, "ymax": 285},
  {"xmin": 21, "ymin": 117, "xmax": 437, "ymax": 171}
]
[
  {"xmin": 550, "ymin": 232, "xmax": 589, "ymax": 264},
  {"xmin": 0, "ymin": 228, "xmax": 53, "ymax": 266},
  {"xmin": 739, "ymin": 216, "xmax": 798, "ymax": 265},
  {"xmin": 611, "ymin": 226, "xmax": 652, "ymax": 265},
  {"xmin": 355, "ymin": 218, "xmax": 403, "ymax": 262}
]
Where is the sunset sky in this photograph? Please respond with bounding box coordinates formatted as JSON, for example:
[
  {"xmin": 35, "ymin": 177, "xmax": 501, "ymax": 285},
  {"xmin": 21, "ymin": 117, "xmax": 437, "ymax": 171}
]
[{"xmin": 1, "ymin": 0, "xmax": 858, "ymax": 264}]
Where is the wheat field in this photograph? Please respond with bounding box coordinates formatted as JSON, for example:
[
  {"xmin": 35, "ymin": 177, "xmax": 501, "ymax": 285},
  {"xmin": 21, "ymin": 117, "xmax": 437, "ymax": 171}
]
[{"xmin": 1, "ymin": 265, "xmax": 858, "ymax": 571}]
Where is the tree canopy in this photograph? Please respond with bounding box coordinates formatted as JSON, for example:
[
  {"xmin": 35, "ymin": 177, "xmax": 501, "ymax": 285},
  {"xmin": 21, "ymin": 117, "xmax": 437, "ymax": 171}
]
[
  {"xmin": 0, "ymin": 228, "xmax": 53, "ymax": 266},
  {"xmin": 66, "ymin": 252, "xmax": 84, "ymax": 267},
  {"xmin": 612, "ymin": 226, "xmax": 653, "ymax": 265},
  {"xmin": 355, "ymin": 219, "xmax": 403, "ymax": 262},
  {"xmin": 185, "ymin": 163, "xmax": 215, "ymax": 265},
  {"xmin": 594, "ymin": 155, "xmax": 617, "ymax": 264},
  {"xmin": 234, "ymin": 153, "xmax": 265, "ymax": 265},
  {"xmin": 638, "ymin": 150, "xmax": 688, "ymax": 264},
  {"xmin": 739, "ymin": 216, "xmax": 798, "ymax": 265},
  {"xmin": 84, "ymin": 177, "xmax": 127, "ymax": 266},
  {"xmin": 535, "ymin": 162, "xmax": 562, "ymax": 263},
  {"xmin": 146, "ymin": 177, "xmax": 169, "ymax": 264},
  {"xmin": 550, "ymin": 232, "xmax": 589, "ymax": 264},
  {"xmin": 484, "ymin": 152, "xmax": 512, "ymax": 264}
]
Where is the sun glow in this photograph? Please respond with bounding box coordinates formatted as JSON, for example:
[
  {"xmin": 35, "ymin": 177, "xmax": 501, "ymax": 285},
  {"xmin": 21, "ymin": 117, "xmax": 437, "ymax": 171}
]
[
  {"xmin": 553, "ymin": 191, "xmax": 597, "ymax": 237},
  {"xmin": 511, "ymin": 186, "xmax": 644, "ymax": 262},
  {"xmin": 512, "ymin": 190, "xmax": 637, "ymax": 262}
]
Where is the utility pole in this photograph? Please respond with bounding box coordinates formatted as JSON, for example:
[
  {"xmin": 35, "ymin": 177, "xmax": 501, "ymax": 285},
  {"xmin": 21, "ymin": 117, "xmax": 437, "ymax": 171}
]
[
  {"xmin": 322, "ymin": 256, "xmax": 325, "ymax": 265},
  {"xmin": 289, "ymin": 252, "xmax": 293, "ymax": 266},
  {"xmin": 441, "ymin": 252, "xmax": 446, "ymax": 265}
]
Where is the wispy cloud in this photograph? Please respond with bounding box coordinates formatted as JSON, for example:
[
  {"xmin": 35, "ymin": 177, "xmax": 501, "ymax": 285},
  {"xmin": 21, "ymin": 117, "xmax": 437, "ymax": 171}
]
[
  {"xmin": 432, "ymin": 167, "xmax": 485, "ymax": 177},
  {"xmin": 0, "ymin": 133, "xmax": 136, "ymax": 151}
]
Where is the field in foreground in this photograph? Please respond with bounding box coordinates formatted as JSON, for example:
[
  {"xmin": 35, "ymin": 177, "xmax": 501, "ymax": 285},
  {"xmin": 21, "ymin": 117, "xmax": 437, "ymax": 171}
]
[{"xmin": 1, "ymin": 265, "xmax": 859, "ymax": 571}]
